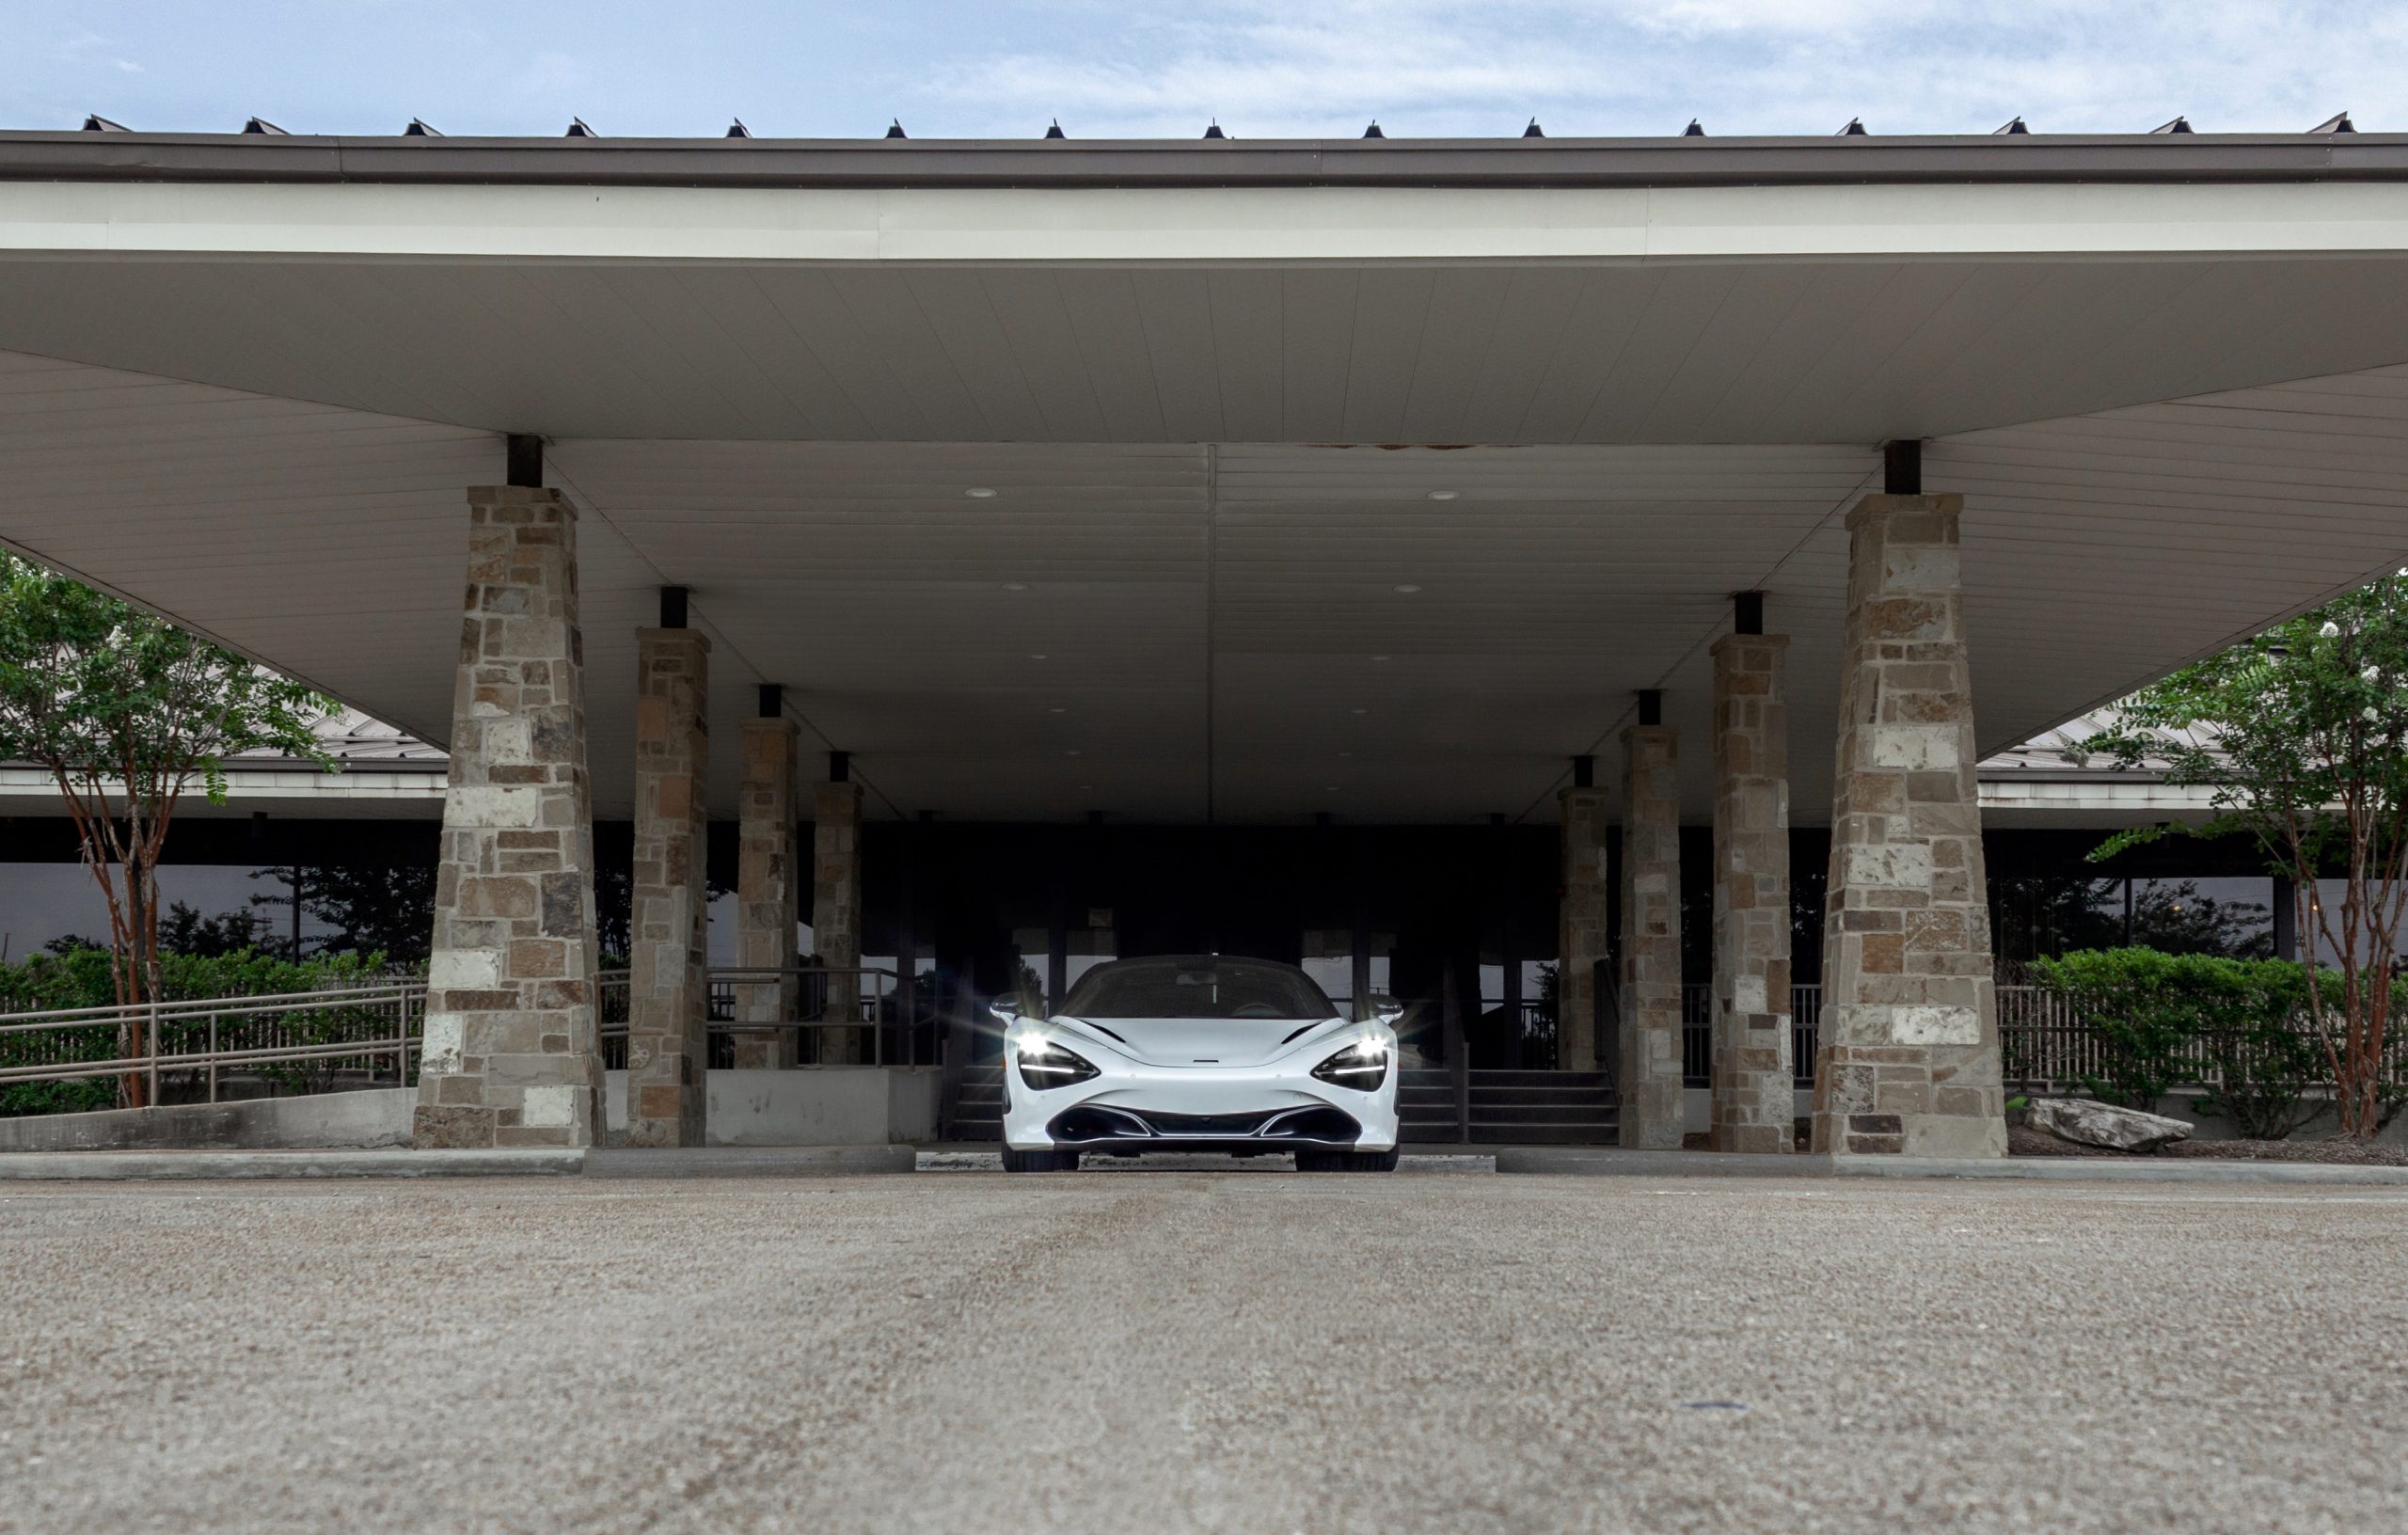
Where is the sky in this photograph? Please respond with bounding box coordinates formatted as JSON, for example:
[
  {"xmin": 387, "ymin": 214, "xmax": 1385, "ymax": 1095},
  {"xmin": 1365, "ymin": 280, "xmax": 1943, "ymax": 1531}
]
[{"xmin": 4, "ymin": 1, "xmax": 2406, "ymax": 142}]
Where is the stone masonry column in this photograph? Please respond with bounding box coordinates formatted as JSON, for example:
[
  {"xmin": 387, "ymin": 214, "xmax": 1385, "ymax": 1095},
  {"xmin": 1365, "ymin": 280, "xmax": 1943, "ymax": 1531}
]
[
  {"xmin": 1616, "ymin": 708, "xmax": 1685, "ymax": 1148},
  {"xmin": 1813, "ymin": 492, "xmax": 2008, "ymax": 1159},
  {"xmin": 1557, "ymin": 760, "xmax": 1608, "ymax": 1074},
  {"xmin": 813, "ymin": 765, "xmax": 865, "ymax": 1064},
  {"xmin": 1709, "ymin": 624, "xmax": 1795, "ymax": 1153},
  {"xmin": 414, "ymin": 485, "xmax": 607, "ymax": 1149},
  {"xmin": 624, "ymin": 621, "xmax": 711, "ymax": 1147},
  {"xmin": 733, "ymin": 700, "xmax": 800, "ymax": 1069}
]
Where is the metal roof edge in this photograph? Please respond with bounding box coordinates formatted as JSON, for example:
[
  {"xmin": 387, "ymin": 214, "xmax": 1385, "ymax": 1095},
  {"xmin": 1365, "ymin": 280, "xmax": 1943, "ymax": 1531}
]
[{"xmin": 6, "ymin": 131, "xmax": 2408, "ymax": 189}]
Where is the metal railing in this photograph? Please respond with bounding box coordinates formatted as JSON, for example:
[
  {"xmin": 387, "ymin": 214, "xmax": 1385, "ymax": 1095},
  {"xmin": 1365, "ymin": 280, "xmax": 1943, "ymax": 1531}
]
[
  {"xmin": 0, "ymin": 981, "xmax": 427, "ymax": 1104},
  {"xmin": 1679, "ymin": 983, "xmax": 1825, "ymax": 1089},
  {"xmin": 596, "ymin": 965, "xmax": 929, "ymax": 1068},
  {"xmin": 0, "ymin": 964, "xmax": 932, "ymax": 1109}
]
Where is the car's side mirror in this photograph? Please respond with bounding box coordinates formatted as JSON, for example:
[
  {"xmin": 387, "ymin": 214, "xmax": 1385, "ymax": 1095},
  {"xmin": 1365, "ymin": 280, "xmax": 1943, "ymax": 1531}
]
[
  {"xmin": 1365, "ymin": 995, "xmax": 1405, "ymax": 1027},
  {"xmin": 988, "ymin": 996, "xmax": 1022, "ymax": 1026}
]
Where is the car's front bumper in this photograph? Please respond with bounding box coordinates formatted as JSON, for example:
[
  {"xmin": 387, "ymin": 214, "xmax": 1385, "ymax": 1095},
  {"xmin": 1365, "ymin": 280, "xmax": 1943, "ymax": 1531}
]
[{"xmin": 1001, "ymin": 1052, "xmax": 1400, "ymax": 1155}]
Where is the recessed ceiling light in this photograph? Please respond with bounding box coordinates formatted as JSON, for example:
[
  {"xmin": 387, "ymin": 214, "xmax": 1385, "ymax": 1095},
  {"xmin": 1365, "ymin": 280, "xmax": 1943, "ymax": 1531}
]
[
  {"xmin": 1392, "ymin": 584, "xmax": 1422, "ymax": 594},
  {"xmin": 1323, "ymin": 784, "xmax": 1339, "ymax": 792},
  {"xmin": 966, "ymin": 487, "xmax": 998, "ymax": 498},
  {"xmin": 1064, "ymin": 749, "xmax": 1082, "ymax": 757},
  {"xmin": 1049, "ymin": 706, "xmax": 1068, "ymax": 714},
  {"xmin": 1351, "ymin": 706, "xmax": 1369, "ymax": 715},
  {"xmin": 1004, "ymin": 581, "xmax": 1028, "ymax": 591},
  {"xmin": 1338, "ymin": 751, "xmax": 1353, "ymax": 759},
  {"xmin": 1029, "ymin": 653, "xmax": 1049, "ymax": 660},
  {"xmin": 1427, "ymin": 490, "xmax": 1459, "ymax": 501},
  {"xmin": 1370, "ymin": 655, "xmax": 1392, "ymax": 662},
  {"xmin": 1078, "ymin": 783, "xmax": 1093, "ymax": 792}
]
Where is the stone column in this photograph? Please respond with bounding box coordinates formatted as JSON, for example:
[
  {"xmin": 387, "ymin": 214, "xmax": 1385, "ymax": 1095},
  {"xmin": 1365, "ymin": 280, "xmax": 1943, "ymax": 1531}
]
[
  {"xmin": 624, "ymin": 625, "xmax": 711, "ymax": 1147},
  {"xmin": 1557, "ymin": 779, "xmax": 1608, "ymax": 1073},
  {"xmin": 413, "ymin": 486, "xmax": 606, "ymax": 1149},
  {"xmin": 733, "ymin": 712, "xmax": 800, "ymax": 1068},
  {"xmin": 1616, "ymin": 721, "xmax": 1685, "ymax": 1148},
  {"xmin": 813, "ymin": 775, "xmax": 865, "ymax": 1064},
  {"xmin": 1814, "ymin": 494, "xmax": 2007, "ymax": 1159},
  {"xmin": 1709, "ymin": 631, "xmax": 1794, "ymax": 1153}
]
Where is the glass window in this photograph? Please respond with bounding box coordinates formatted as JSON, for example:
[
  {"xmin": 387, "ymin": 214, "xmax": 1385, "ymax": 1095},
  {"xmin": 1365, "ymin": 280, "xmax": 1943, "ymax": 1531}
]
[
  {"xmin": 2130, "ymin": 878, "xmax": 2273, "ymax": 958},
  {"xmin": 1063, "ymin": 957, "xmax": 1337, "ymax": 1021},
  {"xmin": 1300, "ymin": 927, "xmax": 1351, "ymax": 1008},
  {"xmin": 1066, "ymin": 926, "xmax": 1117, "ymax": 996}
]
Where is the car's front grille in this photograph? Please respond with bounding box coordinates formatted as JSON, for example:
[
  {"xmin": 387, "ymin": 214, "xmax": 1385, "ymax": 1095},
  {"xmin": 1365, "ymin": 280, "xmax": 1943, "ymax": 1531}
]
[
  {"xmin": 1134, "ymin": 1109, "xmax": 1282, "ymax": 1137},
  {"xmin": 1043, "ymin": 1105, "xmax": 1364, "ymax": 1145}
]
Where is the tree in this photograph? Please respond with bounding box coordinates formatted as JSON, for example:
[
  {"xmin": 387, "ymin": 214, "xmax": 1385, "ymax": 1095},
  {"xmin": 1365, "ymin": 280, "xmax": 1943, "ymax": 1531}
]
[
  {"xmin": 0, "ymin": 553, "xmax": 333, "ymax": 1106},
  {"xmin": 303, "ymin": 863, "xmax": 436, "ymax": 965},
  {"xmin": 2081, "ymin": 573, "xmax": 2408, "ymax": 1136}
]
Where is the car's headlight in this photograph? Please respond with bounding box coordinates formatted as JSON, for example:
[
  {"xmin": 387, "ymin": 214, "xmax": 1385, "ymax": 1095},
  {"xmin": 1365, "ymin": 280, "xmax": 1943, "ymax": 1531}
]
[
  {"xmin": 1310, "ymin": 1036, "xmax": 1389, "ymax": 1091},
  {"xmin": 1014, "ymin": 1034, "xmax": 1100, "ymax": 1092}
]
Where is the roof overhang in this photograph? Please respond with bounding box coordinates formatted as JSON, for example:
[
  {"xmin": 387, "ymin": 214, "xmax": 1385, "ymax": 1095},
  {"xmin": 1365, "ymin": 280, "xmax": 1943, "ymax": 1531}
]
[{"xmin": 2, "ymin": 139, "xmax": 2405, "ymax": 827}]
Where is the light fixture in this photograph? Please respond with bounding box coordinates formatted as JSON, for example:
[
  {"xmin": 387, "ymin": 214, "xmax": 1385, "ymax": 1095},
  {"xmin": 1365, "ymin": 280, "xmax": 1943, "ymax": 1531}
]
[
  {"xmin": 966, "ymin": 486, "xmax": 997, "ymax": 498},
  {"xmin": 1049, "ymin": 706, "xmax": 1068, "ymax": 714},
  {"xmin": 1393, "ymin": 584, "xmax": 1422, "ymax": 594},
  {"xmin": 1338, "ymin": 752, "xmax": 1353, "ymax": 759},
  {"xmin": 1029, "ymin": 653, "xmax": 1049, "ymax": 660},
  {"xmin": 1324, "ymin": 784, "xmax": 1339, "ymax": 792},
  {"xmin": 1370, "ymin": 655, "xmax": 1392, "ymax": 663},
  {"xmin": 1064, "ymin": 749, "xmax": 1082, "ymax": 757},
  {"xmin": 1004, "ymin": 580, "xmax": 1027, "ymax": 591},
  {"xmin": 1351, "ymin": 706, "xmax": 1369, "ymax": 715},
  {"xmin": 1427, "ymin": 490, "xmax": 1459, "ymax": 501}
]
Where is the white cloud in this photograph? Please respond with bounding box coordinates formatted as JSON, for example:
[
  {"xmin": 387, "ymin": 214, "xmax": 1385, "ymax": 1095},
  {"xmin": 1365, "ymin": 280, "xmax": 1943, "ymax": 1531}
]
[{"xmin": 922, "ymin": 0, "xmax": 2408, "ymax": 137}]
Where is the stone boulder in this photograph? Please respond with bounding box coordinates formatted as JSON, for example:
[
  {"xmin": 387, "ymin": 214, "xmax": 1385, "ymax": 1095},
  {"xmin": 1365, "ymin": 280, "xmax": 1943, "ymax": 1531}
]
[{"xmin": 2027, "ymin": 1098, "xmax": 2194, "ymax": 1153}]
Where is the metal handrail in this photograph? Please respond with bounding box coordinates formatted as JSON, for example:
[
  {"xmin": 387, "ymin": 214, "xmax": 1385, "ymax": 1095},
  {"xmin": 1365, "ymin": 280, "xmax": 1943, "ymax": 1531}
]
[{"xmin": 0, "ymin": 963, "xmax": 927, "ymax": 1101}]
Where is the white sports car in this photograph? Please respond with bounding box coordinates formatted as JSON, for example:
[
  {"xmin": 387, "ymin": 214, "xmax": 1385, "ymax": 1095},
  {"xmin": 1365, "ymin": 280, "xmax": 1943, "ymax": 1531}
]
[{"xmin": 993, "ymin": 955, "xmax": 1402, "ymax": 1173}]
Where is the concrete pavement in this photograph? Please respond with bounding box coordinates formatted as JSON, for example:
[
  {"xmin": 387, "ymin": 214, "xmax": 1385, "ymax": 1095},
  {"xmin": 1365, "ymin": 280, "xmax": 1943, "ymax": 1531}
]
[{"xmin": 3, "ymin": 1173, "xmax": 2403, "ymax": 1533}]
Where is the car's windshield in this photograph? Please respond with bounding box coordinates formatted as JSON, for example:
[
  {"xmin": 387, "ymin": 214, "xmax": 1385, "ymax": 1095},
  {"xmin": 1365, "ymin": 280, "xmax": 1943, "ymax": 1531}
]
[{"xmin": 1062, "ymin": 957, "xmax": 1337, "ymax": 1021}]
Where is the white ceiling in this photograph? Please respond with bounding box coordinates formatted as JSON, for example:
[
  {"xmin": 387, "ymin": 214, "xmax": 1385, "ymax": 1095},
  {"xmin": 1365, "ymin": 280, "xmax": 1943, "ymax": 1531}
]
[
  {"xmin": 6, "ymin": 342, "xmax": 2408, "ymax": 828},
  {"xmin": 8, "ymin": 254, "xmax": 2408, "ymax": 449}
]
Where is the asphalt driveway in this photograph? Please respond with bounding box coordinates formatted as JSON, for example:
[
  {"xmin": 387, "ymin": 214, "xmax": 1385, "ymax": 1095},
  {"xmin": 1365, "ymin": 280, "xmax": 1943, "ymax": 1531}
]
[{"xmin": 3, "ymin": 1172, "xmax": 2402, "ymax": 1534}]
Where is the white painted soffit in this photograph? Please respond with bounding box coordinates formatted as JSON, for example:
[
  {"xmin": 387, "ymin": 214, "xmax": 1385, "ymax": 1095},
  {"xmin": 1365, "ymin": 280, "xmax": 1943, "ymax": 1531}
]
[{"xmin": 8, "ymin": 179, "xmax": 2408, "ymax": 261}]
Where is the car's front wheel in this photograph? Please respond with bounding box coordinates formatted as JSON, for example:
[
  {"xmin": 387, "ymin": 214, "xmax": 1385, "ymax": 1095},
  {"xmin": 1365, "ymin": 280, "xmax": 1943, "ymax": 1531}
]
[
  {"xmin": 1002, "ymin": 1147, "xmax": 1081, "ymax": 1173},
  {"xmin": 1295, "ymin": 1148, "xmax": 1399, "ymax": 1173}
]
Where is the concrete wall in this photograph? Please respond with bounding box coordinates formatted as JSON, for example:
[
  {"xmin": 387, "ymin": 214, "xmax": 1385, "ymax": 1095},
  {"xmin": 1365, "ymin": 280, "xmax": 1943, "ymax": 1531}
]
[
  {"xmin": 0, "ymin": 1088, "xmax": 413, "ymax": 1152},
  {"xmin": 1674, "ymin": 1085, "xmax": 2408, "ymax": 1145},
  {"xmin": 603, "ymin": 1067, "xmax": 940, "ymax": 1147}
]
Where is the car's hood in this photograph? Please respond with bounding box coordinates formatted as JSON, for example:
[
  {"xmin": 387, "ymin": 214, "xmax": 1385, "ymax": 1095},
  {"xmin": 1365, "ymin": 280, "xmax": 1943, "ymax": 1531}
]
[{"xmin": 1052, "ymin": 1014, "xmax": 1352, "ymax": 1069}]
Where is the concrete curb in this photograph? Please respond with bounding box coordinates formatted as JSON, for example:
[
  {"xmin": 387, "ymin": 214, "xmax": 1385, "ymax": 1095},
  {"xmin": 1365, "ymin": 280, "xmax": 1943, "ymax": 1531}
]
[
  {"xmin": 0, "ymin": 1148, "xmax": 583, "ymax": 1180},
  {"xmin": 1495, "ymin": 1147, "xmax": 2408, "ymax": 1186},
  {"xmin": 0, "ymin": 1145, "xmax": 923, "ymax": 1181},
  {"xmin": 584, "ymin": 1146, "xmax": 916, "ymax": 1179}
]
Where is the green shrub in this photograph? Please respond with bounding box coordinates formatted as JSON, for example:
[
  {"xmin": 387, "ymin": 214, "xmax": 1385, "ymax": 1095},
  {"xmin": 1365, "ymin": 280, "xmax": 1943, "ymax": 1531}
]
[
  {"xmin": 2027, "ymin": 948, "xmax": 2214, "ymax": 1111},
  {"xmin": 2192, "ymin": 959, "xmax": 2329, "ymax": 1139},
  {"xmin": 2028, "ymin": 948, "xmax": 2368, "ymax": 1138}
]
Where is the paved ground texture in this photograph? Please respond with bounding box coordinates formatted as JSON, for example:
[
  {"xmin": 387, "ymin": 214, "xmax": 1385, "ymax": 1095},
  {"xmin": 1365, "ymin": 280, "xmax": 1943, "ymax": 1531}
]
[{"xmin": 4, "ymin": 1174, "xmax": 2404, "ymax": 1535}]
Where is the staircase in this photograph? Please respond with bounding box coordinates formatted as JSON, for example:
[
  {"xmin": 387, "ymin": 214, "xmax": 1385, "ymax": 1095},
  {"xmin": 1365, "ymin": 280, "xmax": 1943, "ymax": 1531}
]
[
  {"xmin": 952, "ymin": 1066, "xmax": 1006, "ymax": 1140},
  {"xmin": 944, "ymin": 1065, "xmax": 1618, "ymax": 1147},
  {"xmin": 1399, "ymin": 1068, "xmax": 1618, "ymax": 1146}
]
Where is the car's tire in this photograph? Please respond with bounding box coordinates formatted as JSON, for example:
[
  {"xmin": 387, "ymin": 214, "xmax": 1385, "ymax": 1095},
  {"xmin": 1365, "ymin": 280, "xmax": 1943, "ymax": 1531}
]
[{"xmin": 1002, "ymin": 1147, "xmax": 1080, "ymax": 1173}]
